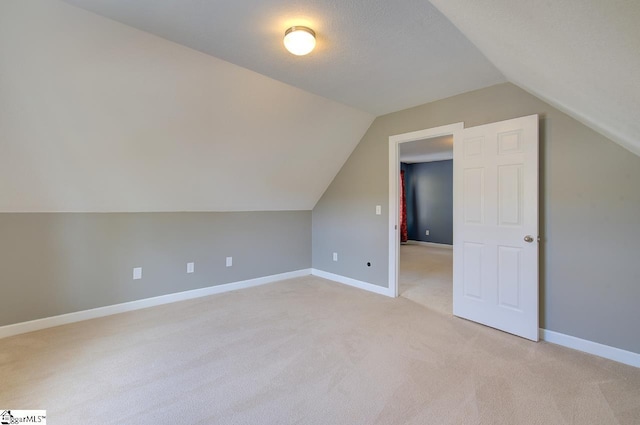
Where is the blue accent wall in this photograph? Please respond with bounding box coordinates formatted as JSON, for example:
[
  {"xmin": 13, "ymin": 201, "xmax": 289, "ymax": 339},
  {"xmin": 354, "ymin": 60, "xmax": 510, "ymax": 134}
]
[{"xmin": 402, "ymin": 160, "xmax": 453, "ymax": 245}]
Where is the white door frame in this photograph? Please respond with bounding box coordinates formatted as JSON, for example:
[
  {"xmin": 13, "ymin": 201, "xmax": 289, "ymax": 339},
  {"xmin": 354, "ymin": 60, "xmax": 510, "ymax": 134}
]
[{"xmin": 388, "ymin": 122, "xmax": 464, "ymax": 297}]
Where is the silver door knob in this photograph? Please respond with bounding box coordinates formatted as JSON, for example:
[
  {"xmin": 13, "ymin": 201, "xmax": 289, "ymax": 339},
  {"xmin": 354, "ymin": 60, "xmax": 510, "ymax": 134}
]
[{"xmin": 524, "ymin": 235, "xmax": 534, "ymax": 243}]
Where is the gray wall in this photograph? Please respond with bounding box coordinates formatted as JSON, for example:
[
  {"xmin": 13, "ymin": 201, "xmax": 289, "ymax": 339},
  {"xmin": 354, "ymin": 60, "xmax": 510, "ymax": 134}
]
[
  {"xmin": 312, "ymin": 83, "xmax": 640, "ymax": 354},
  {"xmin": 0, "ymin": 211, "xmax": 311, "ymax": 326},
  {"xmin": 404, "ymin": 160, "xmax": 453, "ymax": 244}
]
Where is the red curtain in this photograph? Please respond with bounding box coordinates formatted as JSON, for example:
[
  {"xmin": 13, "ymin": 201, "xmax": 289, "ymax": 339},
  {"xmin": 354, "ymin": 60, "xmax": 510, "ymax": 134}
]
[{"xmin": 400, "ymin": 170, "xmax": 408, "ymax": 243}]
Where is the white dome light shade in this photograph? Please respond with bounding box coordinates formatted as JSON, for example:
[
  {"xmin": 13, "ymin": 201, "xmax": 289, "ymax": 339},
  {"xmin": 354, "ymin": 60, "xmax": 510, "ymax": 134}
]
[{"xmin": 284, "ymin": 26, "xmax": 316, "ymax": 56}]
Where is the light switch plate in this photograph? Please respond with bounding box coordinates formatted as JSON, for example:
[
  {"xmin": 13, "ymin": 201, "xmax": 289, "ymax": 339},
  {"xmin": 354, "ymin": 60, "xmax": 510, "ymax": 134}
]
[
  {"xmin": 376, "ymin": 205, "xmax": 381, "ymax": 215},
  {"xmin": 226, "ymin": 257, "xmax": 232, "ymax": 267},
  {"xmin": 333, "ymin": 252, "xmax": 338, "ymax": 262},
  {"xmin": 187, "ymin": 262, "xmax": 194, "ymax": 274},
  {"xmin": 133, "ymin": 267, "xmax": 142, "ymax": 280}
]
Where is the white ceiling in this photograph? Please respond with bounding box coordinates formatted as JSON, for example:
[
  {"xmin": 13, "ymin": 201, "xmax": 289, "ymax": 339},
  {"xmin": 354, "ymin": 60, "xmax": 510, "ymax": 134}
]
[
  {"xmin": 61, "ymin": 0, "xmax": 506, "ymax": 116},
  {"xmin": 428, "ymin": 0, "xmax": 640, "ymax": 157},
  {"xmin": 400, "ymin": 136, "xmax": 453, "ymax": 163},
  {"xmin": 0, "ymin": 0, "xmax": 373, "ymax": 212},
  {"xmin": 3, "ymin": 0, "xmax": 638, "ymax": 212},
  {"xmin": 62, "ymin": 0, "xmax": 640, "ymax": 157}
]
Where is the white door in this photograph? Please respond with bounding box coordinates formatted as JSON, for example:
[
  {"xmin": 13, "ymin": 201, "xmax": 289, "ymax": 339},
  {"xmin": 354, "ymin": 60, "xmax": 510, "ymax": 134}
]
[{"xmin": 453, "ymin": 114, "xmax": 539, "ymax": 341}]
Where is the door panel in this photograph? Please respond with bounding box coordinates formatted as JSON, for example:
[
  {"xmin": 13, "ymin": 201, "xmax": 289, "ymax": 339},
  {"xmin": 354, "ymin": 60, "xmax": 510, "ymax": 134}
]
[
  {"xmin": 453, "ymin": 114, "xmax": 539, "ymax": 341},
  {"xmin": 498, "ymin": 164, "xmax": 523, "ymax": 226},
  {"xmin": 462, "ymin": 242, "xmax": 484, "ymax": 299},
  {"xmin": 463, "ymin": 168, "xmax": 484, "ymax": 224},
  {"xmin": 497, "ymin": 245, "xmax": 522, "ymax": 310}
]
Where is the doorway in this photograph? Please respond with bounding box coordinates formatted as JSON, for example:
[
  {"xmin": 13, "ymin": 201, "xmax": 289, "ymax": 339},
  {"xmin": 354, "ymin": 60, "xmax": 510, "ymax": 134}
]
[
  {"xmin": 388, "ymin": 123, "xmax": 463, "ymax": 300},
  {"xmin": 399, "ymin": 137, "xmax": 455, "ymax": 314},
  {"xmin": 389, "ymin": 115, "xmax": 540, "ymax": 341}
]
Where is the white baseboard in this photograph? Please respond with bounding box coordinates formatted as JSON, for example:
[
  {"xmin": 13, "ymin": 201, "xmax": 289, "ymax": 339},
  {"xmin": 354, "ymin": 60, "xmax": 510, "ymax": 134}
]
[
  {"xmin": 311, "ymin": 268, "xmax": 394, "ymax": 297},
  {"xmin": 9, "ymin": 270, "xmax": 636, "ymax": 370},
  {"xmin": 405, "ymin": 240, "xmax": 453, "ymax": 249},
  {"xmin": 0, "ymin": 268, "xmax": 312, "ymax": 340},
  {"xmin": 540, "ymin": 328, "xmax": 640, "ymax": 368}
]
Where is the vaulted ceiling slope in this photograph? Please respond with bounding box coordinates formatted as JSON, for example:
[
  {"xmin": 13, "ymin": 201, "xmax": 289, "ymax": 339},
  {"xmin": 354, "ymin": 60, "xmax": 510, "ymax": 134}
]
[
  {"xmin": 0, "ymin": 0, "xmax": 373, "ymax": 212},
  {"xmin": 60, "ymin": 0, "xmax": 506, "ymax": 116},
  {"xmin": 62, "ymin": 0, "xmax": 640, "ymax": 158},
  {"xmin": 428, "ymin": 0, "xmax": 640, "ymax": 157}
]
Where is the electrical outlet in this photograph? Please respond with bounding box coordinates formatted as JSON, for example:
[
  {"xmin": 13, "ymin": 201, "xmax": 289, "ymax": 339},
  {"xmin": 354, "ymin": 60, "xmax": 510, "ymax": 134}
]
[
  {"xmin": 187, "ymin": 262, "xmax": 195, "ymax": 274},
  {"xmin": 226, "ymin": 257, "xmax": 233, "ymax": 267},
  {"xmin": 333, "ymin": 252, "xmax": 338, "ymax": 262},
  {"xmin": 133, "ymin": 267, "xmax": 142, "ymax": 280},
  {"xmin": 425, "ymin": 230, "xmax": 430, "ymax": 236},
  {"xmin": 376, "ymin": 205, "xmax": 381, "ymax": 215}
]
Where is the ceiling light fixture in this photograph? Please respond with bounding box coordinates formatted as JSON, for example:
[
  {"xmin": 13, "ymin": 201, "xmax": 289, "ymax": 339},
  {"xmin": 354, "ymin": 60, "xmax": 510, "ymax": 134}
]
[{"xmin": 284, "ymin": 26, "xmax": 316, "ymax": 56}]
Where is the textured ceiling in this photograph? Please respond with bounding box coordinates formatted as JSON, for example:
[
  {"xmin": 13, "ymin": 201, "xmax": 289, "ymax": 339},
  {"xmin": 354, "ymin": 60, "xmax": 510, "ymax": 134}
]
[
  {"xmin": 61, "ymin": 0, "xmax": 506, "ymax": 116},
  {"xmin": 428, "ymin": 0, "xmax": 640, "ymax": 156}
]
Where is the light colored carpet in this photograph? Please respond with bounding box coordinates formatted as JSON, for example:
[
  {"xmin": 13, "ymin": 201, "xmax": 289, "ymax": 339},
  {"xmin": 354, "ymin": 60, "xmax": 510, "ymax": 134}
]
[
  {"xmin": 399, "ymin": 244, "xmax": 453, "ymax": 315},
  {"xmin": 1, "ymin": 275, "xmax": 639, "ymax": 424}
]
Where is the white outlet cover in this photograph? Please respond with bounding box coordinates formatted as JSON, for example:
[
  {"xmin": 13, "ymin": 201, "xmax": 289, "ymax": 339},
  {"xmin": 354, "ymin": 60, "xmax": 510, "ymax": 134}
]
[
  {"xmin": 226, "ymin": 257, "xmax": 233, "ymax": 267},
  {"xmin": 333, "ymin": 252, "xmax": 338, "ymax": 261},
  {"xmin": 376, "ymin": 205, "xmax": 381, "ymax": 215},
  {"xmin": 187, "ymin": 262, "xmax": 195, "ymax": 274},
  {"xmin": 426, "ymin": 230, "xmax": 430, "ymax": 235},
  {"xmin": 133, "ymin": 267, "xmax": 142, "ymax": 280}
]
